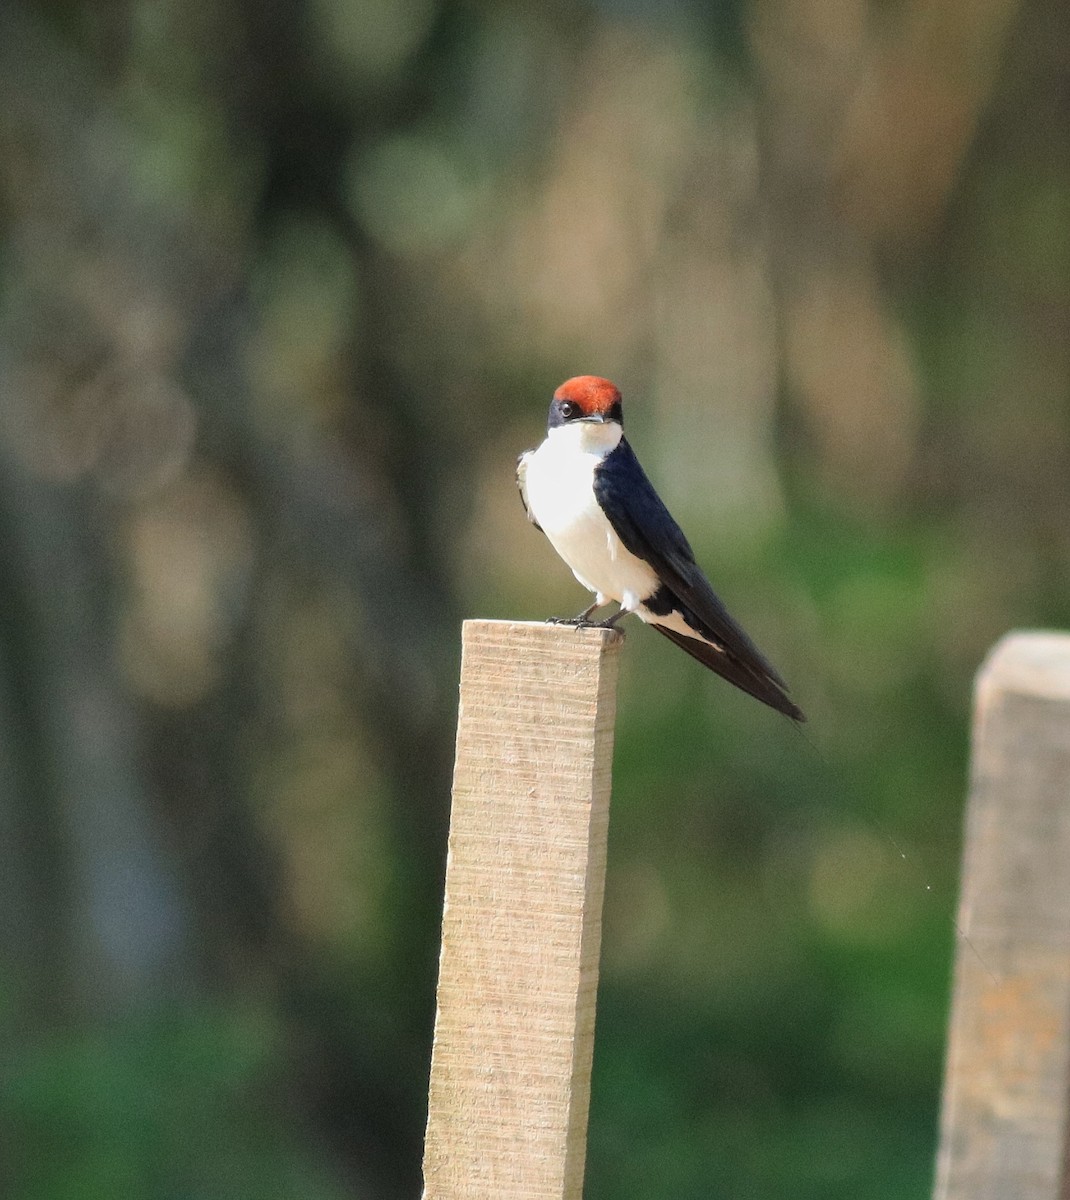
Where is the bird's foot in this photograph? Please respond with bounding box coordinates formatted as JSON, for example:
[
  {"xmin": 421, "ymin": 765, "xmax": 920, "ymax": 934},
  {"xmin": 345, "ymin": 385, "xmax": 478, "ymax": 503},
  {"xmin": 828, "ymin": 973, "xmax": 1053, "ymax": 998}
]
[{"xmin": 547, "ymin": 601, "xmax": 603, "ymax": 627}]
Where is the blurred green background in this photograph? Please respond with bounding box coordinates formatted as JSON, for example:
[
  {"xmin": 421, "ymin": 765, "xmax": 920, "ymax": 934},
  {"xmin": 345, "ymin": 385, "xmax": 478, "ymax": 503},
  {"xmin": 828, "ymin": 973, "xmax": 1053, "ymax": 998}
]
[{"xmin": 0, "ymin": 0, "xmax": 1067, "ymax": 1196}]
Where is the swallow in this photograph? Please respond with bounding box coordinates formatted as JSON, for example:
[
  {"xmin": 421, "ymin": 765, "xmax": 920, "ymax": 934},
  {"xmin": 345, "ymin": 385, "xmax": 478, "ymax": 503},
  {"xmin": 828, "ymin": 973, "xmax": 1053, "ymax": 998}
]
[{"xmin": 517, "ymin": 375, "xmax": 804, "ymax": 721}]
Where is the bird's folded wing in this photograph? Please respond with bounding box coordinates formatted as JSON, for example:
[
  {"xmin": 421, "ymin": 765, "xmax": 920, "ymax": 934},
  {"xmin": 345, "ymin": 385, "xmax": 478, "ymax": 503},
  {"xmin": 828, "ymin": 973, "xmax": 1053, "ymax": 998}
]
[{"xmin": 593, "ymin": 439, "xmax": 787, "ymax": 688}]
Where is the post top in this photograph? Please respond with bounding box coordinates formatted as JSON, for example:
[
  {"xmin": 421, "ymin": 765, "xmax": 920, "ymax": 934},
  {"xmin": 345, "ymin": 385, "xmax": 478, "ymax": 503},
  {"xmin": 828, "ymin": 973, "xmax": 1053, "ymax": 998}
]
[
  {"xmin": 462, "ymin": 618, "xmax": 624, "ymax": 651},
  {"xmin": 978, "ymin": 630, "xmax": 1070, "ymax": 702}
]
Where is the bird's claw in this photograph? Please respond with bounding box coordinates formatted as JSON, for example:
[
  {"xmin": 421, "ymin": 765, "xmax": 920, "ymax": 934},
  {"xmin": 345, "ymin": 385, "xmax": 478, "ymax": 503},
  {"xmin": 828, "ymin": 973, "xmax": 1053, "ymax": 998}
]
[
  {"xmin": 546, "ymin": 603, "xmax": 624, "ymax": 631},
  {"xmin": 547, "ymin": 601, "xmax": 604, "ymax": 628}
]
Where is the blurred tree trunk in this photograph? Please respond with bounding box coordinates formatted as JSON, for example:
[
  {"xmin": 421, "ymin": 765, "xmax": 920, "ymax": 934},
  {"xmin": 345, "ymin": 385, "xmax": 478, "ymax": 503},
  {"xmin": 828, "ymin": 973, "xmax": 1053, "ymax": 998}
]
[{"xmin": 0, "ymin": 2, "xmax": 467, "ymax": 1192}]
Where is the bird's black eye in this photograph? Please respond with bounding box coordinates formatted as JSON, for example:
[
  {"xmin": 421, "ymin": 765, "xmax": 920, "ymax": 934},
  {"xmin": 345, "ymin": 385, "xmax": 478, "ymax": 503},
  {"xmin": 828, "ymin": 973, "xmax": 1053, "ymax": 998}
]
[{"xmin": 558, "ymin": 400, "xmax": 580, "ymax": 420}]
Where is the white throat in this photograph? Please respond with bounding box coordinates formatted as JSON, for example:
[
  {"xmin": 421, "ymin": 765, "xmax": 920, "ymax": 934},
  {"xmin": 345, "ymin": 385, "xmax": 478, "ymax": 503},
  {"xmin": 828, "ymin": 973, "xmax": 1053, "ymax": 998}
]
[{"xmin": 546, "ymin": 419, "xmax": 623, "ymax": 459}]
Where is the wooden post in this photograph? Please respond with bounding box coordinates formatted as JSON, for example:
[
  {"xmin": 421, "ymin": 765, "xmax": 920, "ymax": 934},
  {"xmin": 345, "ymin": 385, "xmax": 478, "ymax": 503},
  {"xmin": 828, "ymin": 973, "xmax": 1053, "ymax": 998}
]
[
  {"xmin": 422, "ymin": 619, "xmax": 623, "ymax": 1200},
  {"xmin": 933, "ymin": 632, "xmax": 1070, "ymax": 1200}
]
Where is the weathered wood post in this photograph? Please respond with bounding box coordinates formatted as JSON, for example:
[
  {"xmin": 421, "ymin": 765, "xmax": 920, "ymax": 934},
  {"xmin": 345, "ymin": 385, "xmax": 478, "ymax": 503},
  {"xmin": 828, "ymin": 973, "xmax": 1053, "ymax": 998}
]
[
  {"xmin": 934, "ymin": 632, "xmax": 1070, "ymax": 1200},
  {"xmin": 422, "ymin": 619, "xmax": 623, "ymax": 1200}
]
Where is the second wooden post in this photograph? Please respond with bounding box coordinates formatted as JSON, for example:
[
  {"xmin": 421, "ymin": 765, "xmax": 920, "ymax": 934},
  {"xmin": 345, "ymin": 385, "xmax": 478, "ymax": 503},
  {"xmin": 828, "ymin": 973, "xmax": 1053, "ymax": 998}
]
[
  {"xmin": 933, "ymin": 631, "xmax": 1070, "ymax": 1200},
  {"xmin": 422, "ymin": 619, "xmax": 623, "ymax": 1200}
]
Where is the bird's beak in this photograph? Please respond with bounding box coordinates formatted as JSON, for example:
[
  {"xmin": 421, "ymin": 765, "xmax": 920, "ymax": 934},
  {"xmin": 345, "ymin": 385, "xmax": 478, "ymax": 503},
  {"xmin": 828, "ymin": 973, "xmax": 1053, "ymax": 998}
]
[{"xmin": 582, "ymin": 412, "xmax": 606, "ymax": 424}]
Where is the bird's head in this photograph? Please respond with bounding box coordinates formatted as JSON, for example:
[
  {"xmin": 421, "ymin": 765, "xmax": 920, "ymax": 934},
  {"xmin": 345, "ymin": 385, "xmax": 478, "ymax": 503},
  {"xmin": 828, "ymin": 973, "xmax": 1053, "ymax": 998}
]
[{"xmin": 547, "ymin": 377, "xmax": 624, "ymax": 441}]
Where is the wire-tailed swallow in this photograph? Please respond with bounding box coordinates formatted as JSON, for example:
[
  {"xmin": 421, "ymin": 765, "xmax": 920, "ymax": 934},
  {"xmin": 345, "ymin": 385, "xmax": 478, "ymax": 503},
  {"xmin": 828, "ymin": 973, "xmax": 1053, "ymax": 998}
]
[{"xmin": 517, "ymin": 375, "xmax": 804, "ymax": 721}]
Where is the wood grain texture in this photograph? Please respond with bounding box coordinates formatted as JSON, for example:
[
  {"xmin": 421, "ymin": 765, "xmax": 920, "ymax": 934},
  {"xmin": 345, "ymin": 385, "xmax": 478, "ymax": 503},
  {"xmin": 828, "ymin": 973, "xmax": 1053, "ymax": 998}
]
[
  {"xmin": 423, "ymin": 620, "xmax": 623, "ymax": 1200},
  {"xmin": 934, "ymin": 632, "xmax": 1070, "ymax": 1200}
]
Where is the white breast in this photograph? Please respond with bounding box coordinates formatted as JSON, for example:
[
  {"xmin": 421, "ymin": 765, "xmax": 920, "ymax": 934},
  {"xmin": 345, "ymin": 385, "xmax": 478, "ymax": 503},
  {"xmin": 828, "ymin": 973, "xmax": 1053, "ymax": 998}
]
[{"xmin": 522, "ymin": 424, "xmax": 659, "ymax": 609}]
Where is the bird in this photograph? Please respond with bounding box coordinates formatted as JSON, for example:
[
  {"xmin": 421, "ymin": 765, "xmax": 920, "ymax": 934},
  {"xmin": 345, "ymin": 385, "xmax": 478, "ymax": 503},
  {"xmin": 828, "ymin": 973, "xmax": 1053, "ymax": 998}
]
[{"xmin": 517, "ymin": 375, "xmax": 804, "ymax": 721}]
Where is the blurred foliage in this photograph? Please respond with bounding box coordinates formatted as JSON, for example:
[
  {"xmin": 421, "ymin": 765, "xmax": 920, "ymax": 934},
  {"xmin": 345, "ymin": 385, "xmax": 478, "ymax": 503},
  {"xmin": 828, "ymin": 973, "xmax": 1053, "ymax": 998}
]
[{"xmin": 0, "ymin": 0, "xmax": 1067, "ymax": 1196}]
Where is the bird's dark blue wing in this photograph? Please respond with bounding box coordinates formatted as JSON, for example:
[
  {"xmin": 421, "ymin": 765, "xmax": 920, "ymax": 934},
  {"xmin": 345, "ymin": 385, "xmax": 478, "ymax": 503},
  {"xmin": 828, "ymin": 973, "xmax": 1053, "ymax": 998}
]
[{"xmin": 594, "ymin": 438, "xmax": 801, "ymax": 717}]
